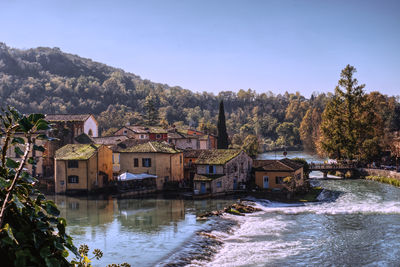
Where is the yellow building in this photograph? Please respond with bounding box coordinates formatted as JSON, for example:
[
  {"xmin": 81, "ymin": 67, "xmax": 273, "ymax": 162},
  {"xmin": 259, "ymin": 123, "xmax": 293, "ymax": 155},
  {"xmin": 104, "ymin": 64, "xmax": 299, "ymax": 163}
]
[
  {"xmin": 54, "ymin": 144, "xmax": 113, "ymax": 194},
  {"xmin": 114, "ymin": 141, "xmax": 184, "ymax": 190},
  {"xmin": 253, "ymin": 158, "xmax": 304, "ymax": 190}
]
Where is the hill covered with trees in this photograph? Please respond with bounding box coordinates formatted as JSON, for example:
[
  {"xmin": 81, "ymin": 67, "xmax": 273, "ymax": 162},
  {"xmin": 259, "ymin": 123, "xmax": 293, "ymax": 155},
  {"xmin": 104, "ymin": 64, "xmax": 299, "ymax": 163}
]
[{"xmin": 1, "ymin": 42, "xmax": 399, "ymax": 155}]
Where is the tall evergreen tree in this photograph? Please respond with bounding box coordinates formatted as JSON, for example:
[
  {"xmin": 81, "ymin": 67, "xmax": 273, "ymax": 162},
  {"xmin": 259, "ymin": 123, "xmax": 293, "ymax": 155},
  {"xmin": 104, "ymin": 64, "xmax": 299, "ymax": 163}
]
[
  {"xmin": 217, "ymin": 100, "xmax": 229, "ymax": 149},
  {"xmin": 143, "ymin": 93, "xmax": 159, "ymax": 126},
  {"xmin": 318, "ymin": 65, "xmax": 380, "ymax": 161}
]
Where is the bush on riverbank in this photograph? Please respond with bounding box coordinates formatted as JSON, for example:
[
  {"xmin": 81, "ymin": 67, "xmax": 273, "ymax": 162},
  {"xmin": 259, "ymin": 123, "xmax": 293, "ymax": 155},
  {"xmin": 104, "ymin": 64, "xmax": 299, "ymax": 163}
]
[{"xmin": 365, "ymin": 175, "xmax": 400, "ymax": 187}]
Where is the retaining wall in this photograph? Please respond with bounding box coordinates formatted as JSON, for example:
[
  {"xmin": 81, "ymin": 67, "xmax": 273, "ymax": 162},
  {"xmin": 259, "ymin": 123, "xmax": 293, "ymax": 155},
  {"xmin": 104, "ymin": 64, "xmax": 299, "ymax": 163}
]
[{"xmin": 360, "ymin": 168, "xmax": 400, "ymax": 180}]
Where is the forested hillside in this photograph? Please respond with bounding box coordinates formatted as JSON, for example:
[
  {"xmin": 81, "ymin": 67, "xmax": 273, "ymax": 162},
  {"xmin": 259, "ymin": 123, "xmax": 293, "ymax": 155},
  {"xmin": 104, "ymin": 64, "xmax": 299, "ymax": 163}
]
[{"xmin": 1, "ymin": 42, "xmax": 399, "ymax": 152}]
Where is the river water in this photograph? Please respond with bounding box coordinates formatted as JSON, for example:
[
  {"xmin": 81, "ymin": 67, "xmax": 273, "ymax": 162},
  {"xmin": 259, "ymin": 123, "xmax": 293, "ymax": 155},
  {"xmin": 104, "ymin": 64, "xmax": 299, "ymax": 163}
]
[{"xmin": 50, "ymin": 152, "xmax": 400, "ymax": 266}]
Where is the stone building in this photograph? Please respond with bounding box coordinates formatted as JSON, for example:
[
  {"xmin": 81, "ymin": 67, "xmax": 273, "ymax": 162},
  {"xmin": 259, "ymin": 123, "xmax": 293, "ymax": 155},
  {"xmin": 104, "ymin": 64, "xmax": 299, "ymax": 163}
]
[
  {"xmin": 193, "ymin": 149, "xmax": 252, "ymax": 196},
  {"xmin": 54, "ymin": 144, "xmax": 112, "ymax": 194},
  {"xmin": 252, "ymin": 158, "xmax": 304, "ymax": 190},
  {"xmin": 113, "ymin": 141, "xmax": 184, "ymax": 190}
]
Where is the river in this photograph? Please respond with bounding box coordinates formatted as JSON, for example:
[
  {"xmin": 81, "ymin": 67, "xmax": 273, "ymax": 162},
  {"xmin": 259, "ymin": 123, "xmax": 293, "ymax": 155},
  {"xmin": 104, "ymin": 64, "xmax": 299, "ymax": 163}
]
[{"xmin": 49, "ymin": 152, "xmax": 400, "ymax": 266}]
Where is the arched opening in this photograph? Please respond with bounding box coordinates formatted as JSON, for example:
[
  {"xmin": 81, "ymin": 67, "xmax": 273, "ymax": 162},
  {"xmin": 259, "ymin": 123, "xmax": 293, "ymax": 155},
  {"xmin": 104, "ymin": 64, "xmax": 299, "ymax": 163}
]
[{"xmin": 88, "ymin": 129, "xmax": 93, "ymax": 137}]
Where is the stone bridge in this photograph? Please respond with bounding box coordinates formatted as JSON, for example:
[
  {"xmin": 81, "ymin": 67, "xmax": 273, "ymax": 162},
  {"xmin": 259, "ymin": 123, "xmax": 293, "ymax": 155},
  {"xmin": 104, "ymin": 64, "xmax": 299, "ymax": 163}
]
[{"xmin": 310, "ymin": 163, "xmax": 357, "ymax": 178}]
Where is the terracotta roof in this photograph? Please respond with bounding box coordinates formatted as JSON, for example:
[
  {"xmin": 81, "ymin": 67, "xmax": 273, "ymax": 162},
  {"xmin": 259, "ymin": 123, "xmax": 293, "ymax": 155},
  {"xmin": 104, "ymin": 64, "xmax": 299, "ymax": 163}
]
[
  {"xmin": 55, "ymin": 144, "xmax": 101, "ymax": 160},
  {"xmin": 253, "ymin": 159, "xmax": 303, "ymax": 172},
  {"xmin": 46, "ymin": 114, "xmax": 92, "ymax": 122},
  {"xmin": 193, "ymin": 173, "xmax": 225, "ymax": 181},
  {"xmin": 111, "ymin": 139, "xmax": 149, "ymax": 152},
  {"xmin": 195, "ymin": 149, "xmax": 242, "ymax": 165},
  {"xmin": 118, "ymin": 141, "xmax": 181, "ymax": 154},
  {"xmin": 92, "ymin": 135, "xmax": 128, "ymax": 145}
]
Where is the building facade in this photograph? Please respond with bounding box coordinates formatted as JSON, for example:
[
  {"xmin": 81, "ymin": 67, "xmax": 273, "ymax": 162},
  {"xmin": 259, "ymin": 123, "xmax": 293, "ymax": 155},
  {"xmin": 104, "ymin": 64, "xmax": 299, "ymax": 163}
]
[
  {"xmin": 54, "ymin": 144, "xmax": 113, "ymax": 194},
  {"xmin": 114, "ymin": 141, "xmax": 184, "ymax": 190},
  {"xmin": 253, "ymin": 158, "xmax": 304, "ymax": 190},
  {"xmin": 193, "ymin": 150, "xmax": 252, "ymax": 195}
]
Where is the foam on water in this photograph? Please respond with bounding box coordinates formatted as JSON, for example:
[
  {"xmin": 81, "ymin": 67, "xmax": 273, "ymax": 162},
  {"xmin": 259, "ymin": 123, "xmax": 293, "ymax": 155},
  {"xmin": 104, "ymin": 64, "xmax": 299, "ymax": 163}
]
[{"xmin": 193, "ymin": 179, "xmax": 400, "ymax": 267}]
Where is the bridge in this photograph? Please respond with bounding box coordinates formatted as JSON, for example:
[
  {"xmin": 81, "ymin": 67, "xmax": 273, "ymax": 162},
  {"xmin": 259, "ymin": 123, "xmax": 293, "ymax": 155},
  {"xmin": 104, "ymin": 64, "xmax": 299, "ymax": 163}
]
[{"xmin": 309, "ymin": 163, "xmax": 357, "ymax": 178}]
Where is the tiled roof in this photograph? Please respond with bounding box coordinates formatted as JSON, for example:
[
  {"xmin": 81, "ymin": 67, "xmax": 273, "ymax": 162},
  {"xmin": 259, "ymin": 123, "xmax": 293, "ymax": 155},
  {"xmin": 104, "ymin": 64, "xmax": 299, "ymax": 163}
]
[
  {"xmin": 195, "ymin": 149, "xmax": 242, "ymax": 165},
  {"xmin": 193, "ymin": 174, "xmax": 225, "ymax": 181},
  {"xmin": 118, "ymin": 141, "xmax": 181, "ymax": 154},
  {"xmin": 183, "ymin": 149, "xmax": 205, "ymax": 158},
  {"xmin": 46, "ymin": 114, "xmax": 92, "ymax": 122},
  {"xmin": 111, "ymin": 139, "xmax": 148, "ymax": 152},
  {"xmin": 122, "ymin": 125, "xmax": 167, "ymax": 134},
  {"xmin": 92, "ymin": 135, "xmax": 128, "ymax": 145},
  {"xmin": 253, "ymin": 159, "xmax": 303, "ymax": 171},
  {"xmin": 74, "ymin": 133, "xmax": 94, "ymax": 144},
  {"xmin": 55, "ymin": 144, "xmax": 101, "ymax": 160}
]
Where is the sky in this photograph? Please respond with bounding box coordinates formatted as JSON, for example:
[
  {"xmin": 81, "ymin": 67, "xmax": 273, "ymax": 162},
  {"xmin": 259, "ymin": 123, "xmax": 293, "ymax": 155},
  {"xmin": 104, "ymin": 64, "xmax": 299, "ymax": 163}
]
[{"xmin": 0, "ymin": 0, "xmax": 399, "ymax": 97}]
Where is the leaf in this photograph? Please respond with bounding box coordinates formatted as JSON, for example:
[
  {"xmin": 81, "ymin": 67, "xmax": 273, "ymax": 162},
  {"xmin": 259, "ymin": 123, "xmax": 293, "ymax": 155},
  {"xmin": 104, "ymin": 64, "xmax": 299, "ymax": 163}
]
[
  {"xmin": 0, "ymin": 177, "xmax": 10, "ymax": 189},
  {"xmin": 18, "ymin": 117, "xmax": 34, "ymax": 132},
  {"xmin": 11, "ymin": 137, "xmax": 25, "ymax": 145},
  {"xmin": 28, "ymin": 113, "xmax": 45, "ymax": 123},
  {"xmin": 12, "ymin": 194, "xmax": 24, "ymax": 213},
  {"xmin": 45, "ymin": 201, "xmax": 60, "ymax": 216},
  {"xmin": 21, "ymin": 171, "xmax": 36, "ymax": 184},
  {"xmin": 3, "ymin": 223, "xmax": 18, "ymax": 244},
  {"xmin": 33, "ymin": 144, "xmax": 45, "ymax": 152},
  {"xmin": 6, "ymin": 158, "xmax": 19, "ymax": 168},
  {"xmin": 28, "ymin": 157, "xmax": 35, "ymax": 165},
  {"xmin": 14, "ymin": 146, "xmax": 24, "ymax": 156},
  {"xmin": 35, "ymin": 119, "xmax": 50, "ymax": 131}
]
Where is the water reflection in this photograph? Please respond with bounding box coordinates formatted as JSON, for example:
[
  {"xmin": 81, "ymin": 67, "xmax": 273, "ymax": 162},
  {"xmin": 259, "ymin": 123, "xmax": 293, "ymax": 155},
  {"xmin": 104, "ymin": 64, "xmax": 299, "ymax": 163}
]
[{"xmin": 46, "ymin": 194, "xmax": 235, "ymax": 266}]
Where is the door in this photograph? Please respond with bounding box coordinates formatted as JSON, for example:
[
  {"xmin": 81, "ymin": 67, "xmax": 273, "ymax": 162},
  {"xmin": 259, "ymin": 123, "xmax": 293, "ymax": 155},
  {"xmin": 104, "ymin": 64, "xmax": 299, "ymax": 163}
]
[
  {"xmin": 263, "ymin": 176, "xmax": 269, "ymax": 189},
  {"xmin": 200, "ymin": 182, "xmax": 206, "ymax": 194},
  {"xmin": 233, "ymin": 178, "xmax": 238, "ymax": 190}
]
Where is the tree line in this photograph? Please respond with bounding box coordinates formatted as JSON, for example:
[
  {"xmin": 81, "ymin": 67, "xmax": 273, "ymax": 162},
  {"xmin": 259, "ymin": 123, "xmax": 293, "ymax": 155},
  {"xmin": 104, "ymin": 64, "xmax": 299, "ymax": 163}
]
[{"xmin": 1, "ymin": 43, "xmax": 399, "ymax": 159}]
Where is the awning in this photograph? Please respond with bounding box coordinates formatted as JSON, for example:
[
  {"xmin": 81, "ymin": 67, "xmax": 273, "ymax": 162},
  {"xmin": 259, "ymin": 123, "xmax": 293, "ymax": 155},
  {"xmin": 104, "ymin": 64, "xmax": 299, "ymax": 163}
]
[{"xmin": 117, "ymin": 172, "xmax": 157, "ymax": 181}]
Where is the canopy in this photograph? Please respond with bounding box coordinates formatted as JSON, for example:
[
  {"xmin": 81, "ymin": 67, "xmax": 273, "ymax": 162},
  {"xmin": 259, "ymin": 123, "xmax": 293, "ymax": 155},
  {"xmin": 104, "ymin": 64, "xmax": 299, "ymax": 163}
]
[{"xmin": 118, "ymin": 172, "xmax": 157, "ymax": 181}]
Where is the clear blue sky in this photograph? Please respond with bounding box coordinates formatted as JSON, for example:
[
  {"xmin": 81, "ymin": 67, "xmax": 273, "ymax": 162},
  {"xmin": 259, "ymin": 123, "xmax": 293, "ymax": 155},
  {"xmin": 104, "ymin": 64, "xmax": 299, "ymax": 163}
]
[{"xmin": 1, "ymin": 0, "xmax": 399, "ymax": 97}]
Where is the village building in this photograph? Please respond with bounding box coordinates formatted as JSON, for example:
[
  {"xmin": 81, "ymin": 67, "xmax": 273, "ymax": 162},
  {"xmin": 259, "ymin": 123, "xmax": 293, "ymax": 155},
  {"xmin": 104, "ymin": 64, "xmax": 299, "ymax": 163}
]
[
  {"xmin": 183, "ymin": 150, "xmax": 204, "ymax": 186},
  {"xmin": 252, "ymin": 158, "xmax": 304, "ymax": 190},
  {"xmin": 54, "ymin": 144, "xmax": 113, "ymax": 194},
  {"xmin": 1, "ymin": 133, "xmax": 47, "ymax": 178},
  {"xmin": 193, "ymin": 149, "xmax": 252, "ymax": 196},
  {"xmin": 43, "ymin": 114, "xmax": 99, "ymax": 178},
  {"xmin": 92, "ymin": 135, "xmax": 129, "ymax": 146},
  {"xmin": 113, "ymin": 141, "xmax": 184, "ymax": 190},
  {"xmin": 114, "ymin": 125, "xmax": 168, "ymax": 141},
  {"xmin": 167, "ymin": 131, "xmax": 199, "ymax": 150}
]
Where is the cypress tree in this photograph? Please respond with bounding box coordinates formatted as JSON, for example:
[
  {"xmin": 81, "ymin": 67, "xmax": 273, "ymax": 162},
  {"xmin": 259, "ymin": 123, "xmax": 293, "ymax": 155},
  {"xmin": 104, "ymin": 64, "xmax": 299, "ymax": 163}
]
[{"xmin": 217, "ymin": 100, "xmax": 229, "ymax": 149}]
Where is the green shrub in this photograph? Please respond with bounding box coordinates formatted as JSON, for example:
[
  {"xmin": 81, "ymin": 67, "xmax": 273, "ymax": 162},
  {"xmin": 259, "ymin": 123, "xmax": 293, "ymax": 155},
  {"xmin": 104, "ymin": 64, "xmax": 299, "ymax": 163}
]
[{"xmin": 365, "ymin": 175, "xmax": 400, "ymax": 187}]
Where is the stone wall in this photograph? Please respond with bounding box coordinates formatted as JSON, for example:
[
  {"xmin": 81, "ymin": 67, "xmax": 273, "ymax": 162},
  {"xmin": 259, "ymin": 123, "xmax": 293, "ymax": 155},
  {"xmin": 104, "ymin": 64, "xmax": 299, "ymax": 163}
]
[{"xmin": 360, "ymin": 168, "xmax": 400, "ymax": 180}]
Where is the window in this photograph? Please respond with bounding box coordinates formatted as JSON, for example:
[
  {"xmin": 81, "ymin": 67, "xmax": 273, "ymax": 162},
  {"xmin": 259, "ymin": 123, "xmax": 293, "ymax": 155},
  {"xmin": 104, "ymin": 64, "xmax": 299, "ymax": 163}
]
[
  {"xmin": 123, "ymin": 130, "xmax": 128, "ymax": 135},
  {"xmin": 68, "ymin": 160, "xmax": 78, "ymax": 168},
  {"xmin": 180, "ymin": 155, "xmax": 182, "ymax": 164},
  {"xmin": 234, "ymin": 165, "xmax": 238, "ymax": 172},
  {"xmin": 113, "ymin": 154, "xmax": 120, "ymax": 164},
  {"xmin": 156, "ymin": 134, "xmax": 161, "ymax": 139},
  {"xmin": 187, "ymin": 139, "xmax": 191, "ymax": 143},
  {"xmin": 134, "ymin": 158, "xmax": 139, "ymax": 167},
  {"xmin": 296, "ymin": 174, "xmax": 301, "ymax": 180},
  {"xmin": 165, "ymin": 176, "xmax": 169, "ymax": 182},
  {"xmin": 140, "ymin": 134, "xmax": 146, "ymax": 139},
  {"xmin": 142, "ymin": 158, "xmax": 151, "ymax": 167},
  {"xmin": 208, "ymin": 165, "xmax": 215, "ymax": 174},
  {"xmin": 216, "ymin": 181, "xmax": 222, "ymax": 188},
  {"xmin": 88, "ymin": 129, "xmax": 93, "ymax": 137},
  {"xmin": 241, "ymin": 163, "xmax": 244, "ymax": 173},
  {"xmin": 68, "ymin": 175, "xmax": 79, "ymax": 184},
  {"xmin": 275, "ymin": 176, "xmax": 285, "ymax": 184}
]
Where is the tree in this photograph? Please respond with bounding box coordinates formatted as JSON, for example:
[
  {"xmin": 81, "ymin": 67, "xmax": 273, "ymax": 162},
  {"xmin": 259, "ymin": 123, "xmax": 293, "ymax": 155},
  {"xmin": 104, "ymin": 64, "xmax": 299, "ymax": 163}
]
[
  {"xmin": 318, "ymin": 65, "xmax": 381, "ymax": 161},
  {"xmin": 143, "ymin": 93, "xmax": 159, "ymax": 126},
  {"xmin": 241, "ymin": 135, "xmax": 259, "ymax": 158},
  {"xmin": 0, "ymin": 107, "xmax": 77, "ymax": 266},
  {"xmin": 217, "ymin": 100, "xmax": 229, "ymax": 149}
]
